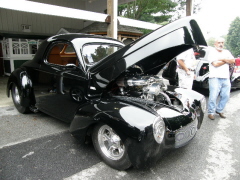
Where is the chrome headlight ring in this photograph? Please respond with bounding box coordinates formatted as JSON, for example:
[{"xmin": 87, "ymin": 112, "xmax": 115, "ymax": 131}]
[{"xmin": 153, "ymin": 116, "xmax": 165, "ymax": 144}]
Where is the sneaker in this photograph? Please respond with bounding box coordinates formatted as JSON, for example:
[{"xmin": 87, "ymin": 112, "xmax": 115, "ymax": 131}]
[
  {"xmin": 208, "ymin": 114, "xmax": 215, "ymax": 120},
  {"xmin": 216, "ymin": 112, "xmax": 226, "ymax": 118}
]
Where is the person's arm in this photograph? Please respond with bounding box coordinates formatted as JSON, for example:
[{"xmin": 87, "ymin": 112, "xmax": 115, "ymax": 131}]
[
  {"xmin": 217, "ymin": 50, "xmax": 235, "ymax": 65},
  {"xmin": 211, "ymin": 60, "xmax": 225, "ymax": 67},
  {"xmin": 177, "ymin": 59, "xmax": 190, "ymax": 75},
  {"xmin": 222, "ymin": 58, "xmax": 235, "ymax": 64},
  {"xmin": 212, "ymin": 58, "xmax": 235, "ymax": 67}
]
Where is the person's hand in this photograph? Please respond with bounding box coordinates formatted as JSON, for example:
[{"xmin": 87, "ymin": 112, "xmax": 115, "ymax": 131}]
[{"xmin": 186, "ymin": 70, "xmax": 190, "ymax": 75}]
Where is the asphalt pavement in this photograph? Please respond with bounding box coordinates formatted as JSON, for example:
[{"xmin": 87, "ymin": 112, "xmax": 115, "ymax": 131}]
[
  {"xmin": 0, "ymin": 75, "xmax": 69, "ymax": 149},
  {"xmin": 0, "ymin": 76, "xmax": 12, "ymax": 107}
]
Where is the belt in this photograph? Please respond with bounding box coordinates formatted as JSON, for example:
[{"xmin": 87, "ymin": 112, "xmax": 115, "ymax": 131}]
[{"xmin": 178, "ymin": 66, "xmax": 195, "ymax": 71}]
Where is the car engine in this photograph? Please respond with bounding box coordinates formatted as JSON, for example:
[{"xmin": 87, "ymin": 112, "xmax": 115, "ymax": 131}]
[{"xmin": 115, "ymin": 74, "xmax": 172, "ymax": 106}]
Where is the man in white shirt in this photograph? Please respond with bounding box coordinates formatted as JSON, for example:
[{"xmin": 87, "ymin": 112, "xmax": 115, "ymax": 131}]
[
  {"xmin": 176, "ymin": 48, "xmax": 196, "ymax": 89},
  {"xmin": 207, "ymin": 38, "xmax": 235, "ymax": 120}
]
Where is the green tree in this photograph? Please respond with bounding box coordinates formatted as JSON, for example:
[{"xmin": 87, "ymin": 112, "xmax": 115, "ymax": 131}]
[
  {"xmin": 226, "ymin": 17, "xmax": 240, "ymax": 57},
  {"xmin": 91, "ymin": 46, "xmax": 108, "ymax": 62},
  {"xmin": 172, "ymin": 0, "xmax": 202, "ymax": 20},
  {"xmin": 118, "ymin": 0, "xmax": 202, "ymax": 34},
  {"xmin": 207, "ymin": 37, "xmax": 216, "ymax": 47},
  {"xmin": 206, "ymin": 35, "xmax": 228, "ymax": 49},
  {"xmin": 118, "ymin": 0, "xmax": 177, "ymax": 24}
]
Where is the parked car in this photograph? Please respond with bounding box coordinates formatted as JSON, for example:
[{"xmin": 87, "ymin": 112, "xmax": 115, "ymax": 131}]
[
  {"xmin": 6, "ymin": 17, "xmax": 207, "ymax": 170},
  {"xmin": 163, "ymin": 46, "xmax": 240, "ymax": 89},
  {"xmin": 194, "ymin": 46, "xmax": 240, "ymax": 89}
]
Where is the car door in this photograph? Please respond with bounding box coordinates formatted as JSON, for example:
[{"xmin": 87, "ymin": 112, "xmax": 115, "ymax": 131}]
[{"xmin": 33, "ymin": 42, "xmax": 87, "ymax": 122}]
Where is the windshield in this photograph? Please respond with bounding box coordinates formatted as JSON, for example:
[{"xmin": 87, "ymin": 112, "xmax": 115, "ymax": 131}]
[{"xmin": 82, "ymin": 44, "xmax": 122, "ymax": 65}]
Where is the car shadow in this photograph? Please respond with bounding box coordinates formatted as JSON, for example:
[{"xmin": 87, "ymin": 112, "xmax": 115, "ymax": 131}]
[{"xmin": 192, "ymin": 86, "xmax": 209, "ymax": 97}]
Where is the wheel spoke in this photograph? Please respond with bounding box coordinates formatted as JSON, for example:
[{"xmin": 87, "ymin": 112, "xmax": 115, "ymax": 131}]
[
  {"xmin": 98, "ymin": 125, "xmax": 125, "ymax": 160},
  {"xmin": 103, "ymin": 133, "xmax": 111, "ymax": 141}
]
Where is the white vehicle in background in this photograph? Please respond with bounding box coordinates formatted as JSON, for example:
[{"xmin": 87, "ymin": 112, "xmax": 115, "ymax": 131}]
[
  {"xmin": 194, "ymin": 46, "xmax": 240, "ymax": 89},
  {"xmin": 162, "ymin": 46, "xmax": 240, "ymax": 89}
]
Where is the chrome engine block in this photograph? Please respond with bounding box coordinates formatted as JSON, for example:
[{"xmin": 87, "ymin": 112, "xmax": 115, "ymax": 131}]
[{"xmin": 116, "ymin": 75, "xmax": 168, "ymax": 102}]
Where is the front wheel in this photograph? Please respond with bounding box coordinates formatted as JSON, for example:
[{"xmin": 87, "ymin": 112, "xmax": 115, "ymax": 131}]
[
  {"xmin": 11, "ymin": 83, "xmax": 30, "ymax": 114},
  {"xmin": 92, "ymin": 123, "xmax": 132, "ymax": 170}
]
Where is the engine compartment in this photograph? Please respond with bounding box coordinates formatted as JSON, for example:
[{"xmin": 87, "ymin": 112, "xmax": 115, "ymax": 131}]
[{"xmin": 109, "ymin": 65, "xmax": 183, "ymax": 109}]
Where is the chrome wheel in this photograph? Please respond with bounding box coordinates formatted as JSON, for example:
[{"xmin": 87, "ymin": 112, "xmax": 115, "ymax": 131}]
[
  {"xmin": 13, "ymin": 85, "xmax": 20, "ymax": 104},
  {"xmin": 98, "ymin": 125, "xmax": 125, "ymax": 160},
  {"xmin": 92, "ymin": 123, "xmax": 132, "ymax": 170},
  {"xmin": 11, "ymin": 83, "xmax": 30, "ymax": 114}
]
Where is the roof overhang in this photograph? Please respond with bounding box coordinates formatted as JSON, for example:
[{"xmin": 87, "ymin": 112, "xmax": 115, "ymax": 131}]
[{"xmin": 0, "ymin": 0, "xmax": 161, "ymax": 30}]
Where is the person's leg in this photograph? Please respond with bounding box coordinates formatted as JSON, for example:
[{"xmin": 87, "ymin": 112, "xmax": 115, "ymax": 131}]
[
  {"xmin": 178, "ymin": 70, "xmax": 185, "ymax": 88},
  {"xmin": 216, "ymin": 79, "xmax": 231, "ymax": 113},
  {"xmin": 208, "ymin": 78, "xmax": 220, "ymax": 114},
  {"xmin": 184, "ymin": 71, "xmax": 194, "ymax": 89},
  {"xmin": 187, "ymin": 71, "xmax": 194, "ymax": 89},
  {"xmin": 178, "ymin": 70, "xmax": 194, "ymax": 89}
]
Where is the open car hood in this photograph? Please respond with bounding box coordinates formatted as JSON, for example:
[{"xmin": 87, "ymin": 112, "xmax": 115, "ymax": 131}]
[{"xmin": 89, "ymin": 17, "xmax": 207, "ymax": 88}]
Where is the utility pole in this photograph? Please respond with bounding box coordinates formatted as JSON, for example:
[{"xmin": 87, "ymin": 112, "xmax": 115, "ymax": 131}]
[
  {"xmin": 186, "ymin": 0, "xmax": 193, "ymax": 16},
  {"xmin": 107, "ymin": 0, "xmax": 118, "ymax": 39}
]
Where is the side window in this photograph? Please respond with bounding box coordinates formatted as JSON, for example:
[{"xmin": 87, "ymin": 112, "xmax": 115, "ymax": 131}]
[{"xmin": 47, "ymin": 43, "xmax": 78, "ymax": 66}]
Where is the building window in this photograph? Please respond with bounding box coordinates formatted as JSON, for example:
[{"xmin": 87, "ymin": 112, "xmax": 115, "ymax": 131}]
[
  {"xmin": 1, "ymin": 38, "xmax": 42, "ymax": 57},
  {"xmin": 30, "ymin": 44, "xmax": 37, "ymax": 54},
  {"xmin": 2, "ymin": 39, "xmax": 9, "ymax": 56},
  {"xmin": 13, "ymin": 42, "xmax": 20, "ymax": 54},
  {"xmin": 21, "ymin": 43, "xmax": 28, "ymax": 54},
  {"xmin": 21, "ymin": 24, "xmax": 32, "ymax": 32}
]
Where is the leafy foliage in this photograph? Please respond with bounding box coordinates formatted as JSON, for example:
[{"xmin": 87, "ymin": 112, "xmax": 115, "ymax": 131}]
[
  {"xmin": 118, "ymin": 0, "xmax": 202, "ymax": 34},
  {"xmin": 172, "ymin": 0, "xmax": 202, "ymax": 20},
  {"xmin": 226, "ymin": 17, "xmax": 240, "ymax": 57},
  {"xmin": 118, "ymin": 0, "xmax": 177, "ymax": 24},
  {"xmin": 91, "ymin": 46, "xmax": 109, "ymax": 63},
  {"xmin": 207, "ymin": 37, "xmax": 216, "ymax": 47}
]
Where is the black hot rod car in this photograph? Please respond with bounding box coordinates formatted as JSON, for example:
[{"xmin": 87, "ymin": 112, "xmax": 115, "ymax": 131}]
[{"xmin": 7, "ymin": 17, "xmax": 207, "ymax": 170}]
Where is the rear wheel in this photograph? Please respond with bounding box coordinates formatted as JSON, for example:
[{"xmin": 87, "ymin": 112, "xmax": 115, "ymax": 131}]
[
  {"xmin": 11, "ymin": 83, "xmax": 30, "ymax": 114},
  {"xmin": 69, "ymin": 87, "xmax": 85, "ymax": 102},
  {"xmin": 92, "ymin": 123, "xmax": 132, "ymax": 170}
]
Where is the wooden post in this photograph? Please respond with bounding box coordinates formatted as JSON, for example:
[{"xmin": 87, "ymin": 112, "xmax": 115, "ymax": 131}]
[
  {"xmin": 107, "ymin": 0, "xmax": 118, "ymax": 39},
  {"xmin": 186, "ymin": 0, "xmax": 193, "ymax": 16}
]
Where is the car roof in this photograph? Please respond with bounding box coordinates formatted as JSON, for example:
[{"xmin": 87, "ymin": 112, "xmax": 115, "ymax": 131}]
[
  {"xmin": 31, "ymin": 33, "xmax": 124, "ymax": 64},
  {"xmin": 46, "ymin": 33, "xmax": 122, "ymax": 43}
]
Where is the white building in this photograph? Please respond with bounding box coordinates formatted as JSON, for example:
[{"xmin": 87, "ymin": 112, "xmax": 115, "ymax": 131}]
[{"xmin": 0, "ymin": 0, "xmax": 137, "ymax": 75}]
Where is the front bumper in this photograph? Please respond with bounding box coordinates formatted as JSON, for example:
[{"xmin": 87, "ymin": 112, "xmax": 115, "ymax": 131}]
[
  {"xmin": 126, "ymin": 117, "xmax": 198, "ymax": 168},
  {"xmin": 174, "ymin": 118, "xmax": 198, "ymax": 148}
]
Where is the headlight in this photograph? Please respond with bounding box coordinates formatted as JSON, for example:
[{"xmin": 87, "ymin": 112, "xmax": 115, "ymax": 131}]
[
  {"xmin": 200, "ymin": 97, "xmax": 207, "ymax": 113},
  {"xmin": 153, "ymin": 116, "xmax": 165, "ymax": 144}
]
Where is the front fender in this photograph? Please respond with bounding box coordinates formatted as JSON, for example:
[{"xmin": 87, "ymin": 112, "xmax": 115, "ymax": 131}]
[
  {"xmin": 70, "ymin": 97, "xmax": 202, "ymax": 168},
  {"xmin": 70, "ymin": 99, "xmax": 158, "ymax": 143},
  {"xmin": 7, "ymin": 68, "xmax": 35, "ymax": 107}
]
